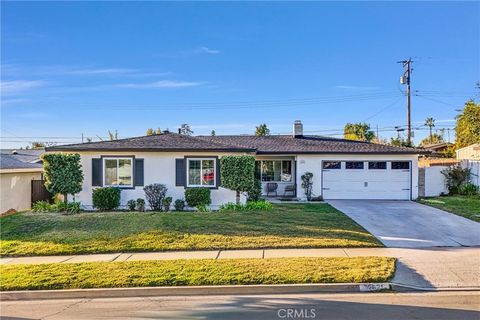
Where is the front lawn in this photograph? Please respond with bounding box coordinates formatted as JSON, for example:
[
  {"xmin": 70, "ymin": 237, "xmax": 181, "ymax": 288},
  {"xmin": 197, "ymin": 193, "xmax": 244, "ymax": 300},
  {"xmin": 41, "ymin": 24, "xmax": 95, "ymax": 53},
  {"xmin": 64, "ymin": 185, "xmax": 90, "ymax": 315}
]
[
  {"xmin": 418, "ymin": 196, "xmax": 480, "ymax": 222},
  {"xmin": 0, "ymin": 257, "xmax": 395, "ymax": 291},
  {"xmin": 0, "ymin": 204, "xmax": 382, "ymax": 257}
]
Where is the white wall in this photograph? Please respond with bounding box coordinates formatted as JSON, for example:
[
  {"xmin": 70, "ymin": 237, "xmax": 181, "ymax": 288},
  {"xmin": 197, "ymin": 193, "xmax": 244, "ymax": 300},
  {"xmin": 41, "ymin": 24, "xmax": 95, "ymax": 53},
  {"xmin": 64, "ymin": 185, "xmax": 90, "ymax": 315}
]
[
  {"xmin": 72, "ymin": 151, "xmax": 246, "ymax": 210},
  {"xmin": 1, "ymin": 171, "xmax": 42, "ymax": 213},
  {"xmin": 296, "ymin": 154, "xmax": 419, "ymax": 200},
  {"xmin": 424, "ymin": 166, "xmax": 449, "ymax": 197},
  {"xmin": 462, "ymin": 160, "xmax": 480, "ymax": 187}
]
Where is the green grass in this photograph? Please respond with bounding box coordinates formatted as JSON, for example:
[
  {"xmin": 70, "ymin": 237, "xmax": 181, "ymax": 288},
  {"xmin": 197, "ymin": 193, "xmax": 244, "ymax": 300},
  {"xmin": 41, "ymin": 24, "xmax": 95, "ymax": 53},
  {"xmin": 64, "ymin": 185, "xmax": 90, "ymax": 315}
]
[
  {"xmin": 0, "ymin": 204, "xmax": 382, "ymax": 257},
  {"xmin": 418, "ymin": 196, "xmax": 480, "ymax": 222},
  {"xmin": 0, "ymin": 257, "xmax": 395, "ymax": 291}
]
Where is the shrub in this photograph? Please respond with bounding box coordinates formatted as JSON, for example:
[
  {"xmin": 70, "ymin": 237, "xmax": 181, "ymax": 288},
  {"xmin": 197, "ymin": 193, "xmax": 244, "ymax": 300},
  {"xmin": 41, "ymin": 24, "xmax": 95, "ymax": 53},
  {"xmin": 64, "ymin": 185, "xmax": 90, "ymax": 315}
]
[
  {"xmin": 174, "ymin": 199, "xmax": 185, "ymax": 211},
  {"xmin": 196, "ymin": 204, "xmax": 210, "ymax": 212},
  {"xmin": 41, "ymin": 153, "xmax": 83, "ymax": 207},
  {"xmin": 143, "ymin": 184, "xmax": 167, "ymax": 211},
  {"xmin": 301, "ymin": 172, "xmax": 314, "ymax": 201},
  {"xmin": 162, "ymin": 197, "xmax": 172, "ymax": 211},
  {"xmin": 459, "ymin": 183, "xmax": 479, "ymax": 196},
  {"xmin": 220, "ymin": 155, "xmax": 256, "ymax": 204},
  {"xmin": 441, "ymin": 165, "xmax": 472, "ymax": 195},
  {"xmin": 31, "ymin": 201, "xmax": 51, "ymax": 212},
  {"xmin": 92, "ymin": 187, "xmax": 121, "ymax": 211},
  {"xmin": 136, "ymin": 198, "xmax": 145, "ymax": 212},
  {"xmin": 219, "ymin": 200, "xmax": 273, "ymax": 212},
  {"xmin": 185, "ymin": 188, "xmax": 211, "ymax": 209},
  {"xmin": 247, "ymin": 179, "xmax": 262, "ymax": 202},
  {"xmin": 127, "ymin": 200, "xmax": 136, "ymax": 211}
]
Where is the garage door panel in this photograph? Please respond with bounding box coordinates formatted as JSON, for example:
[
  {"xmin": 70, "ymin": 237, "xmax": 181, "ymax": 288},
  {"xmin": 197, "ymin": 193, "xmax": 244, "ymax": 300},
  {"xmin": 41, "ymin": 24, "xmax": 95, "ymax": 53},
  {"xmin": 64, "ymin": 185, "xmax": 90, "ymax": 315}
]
[{"xmin": 322, "ymin": 161, "xmax": 411, "ymax": 200}]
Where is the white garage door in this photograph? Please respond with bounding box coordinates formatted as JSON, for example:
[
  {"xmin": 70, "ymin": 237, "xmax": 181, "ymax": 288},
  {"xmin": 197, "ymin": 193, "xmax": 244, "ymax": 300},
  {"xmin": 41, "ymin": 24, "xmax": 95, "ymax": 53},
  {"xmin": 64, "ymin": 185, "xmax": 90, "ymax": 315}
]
[{"xmin": 322, "ymin": 160, "xmax": 411, "ymax": 200}]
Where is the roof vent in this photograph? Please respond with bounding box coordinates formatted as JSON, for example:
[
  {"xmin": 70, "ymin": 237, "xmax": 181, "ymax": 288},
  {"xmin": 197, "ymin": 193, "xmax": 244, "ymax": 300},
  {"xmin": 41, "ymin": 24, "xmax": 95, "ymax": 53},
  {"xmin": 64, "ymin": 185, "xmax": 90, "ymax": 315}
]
[
  {"xmin": 293, "ymin": 120, "xmax": 303, "ymax": 138},
  {"xmin": 11, "ymin": 150, "xmax": 18, "ymax": 155}
]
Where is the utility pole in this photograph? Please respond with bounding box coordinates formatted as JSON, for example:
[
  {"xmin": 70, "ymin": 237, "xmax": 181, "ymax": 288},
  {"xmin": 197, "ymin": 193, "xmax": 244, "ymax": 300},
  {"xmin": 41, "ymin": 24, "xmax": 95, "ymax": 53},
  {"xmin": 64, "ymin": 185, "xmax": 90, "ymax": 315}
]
[{"xmin": 398, "ymin": 58, "xmax": 412, "ymax": 146}]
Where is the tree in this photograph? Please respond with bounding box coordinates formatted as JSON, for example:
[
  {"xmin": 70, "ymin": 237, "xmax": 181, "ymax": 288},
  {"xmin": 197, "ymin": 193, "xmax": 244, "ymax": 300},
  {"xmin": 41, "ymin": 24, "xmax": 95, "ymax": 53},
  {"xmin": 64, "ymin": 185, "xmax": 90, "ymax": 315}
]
[
  {"xmin": 424, "ymin": 117, "xmax": 435, "ymax": 144},
  {"xmin": 146, "ymin": 128, "xmax": 155, "ymax": 136},
  {"xmin": 108, "ymin": 130, "xmax": 118, "ymax": 140},
  {"xmin": 455, "ymin": 100, "xmax": 480, "ymax": 149},
  {"xmin": 30, "ymin": 142, "xmax": 45, "ymax": 149},
  {"xmin": 155, "ymin": 128, "xmax": 162, "ymax": 135},
  {"xmin": 211, "ymin": 130, "xmax": 216, "ymax": 136},
  {"xmin": 220, "ymin": 155, "xmax": 256, "ymax": 204},
  {"xmin": 179, "ymin": 124, "xmax": 193, "ymax": 135},
  {"xmin": 390, "ymin": 137, "xmax": 411, "ymax": 147},
  {"xmin": 255, "ymin": 124, "xmax": 270, "ymax": 136},
  {"xmin": 419, "ymin": 133, "xmax": 444, "ymax": 146},
  {"xmin": 41, "ymin": 153, "xmax": 84, "ymax": 206},
  {"xmin": 344, "ymin": 122, "xmax": 375, "ymax": 142}
]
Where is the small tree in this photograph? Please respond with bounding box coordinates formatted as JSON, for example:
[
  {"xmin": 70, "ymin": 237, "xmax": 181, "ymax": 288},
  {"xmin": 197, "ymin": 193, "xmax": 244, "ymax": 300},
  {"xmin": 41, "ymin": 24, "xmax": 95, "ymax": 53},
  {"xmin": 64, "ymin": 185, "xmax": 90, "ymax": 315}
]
[
  {"xmin": 220, "ymin": 155, "xmax": 256, "ymax": 204},
  {"xmin": 441, "ymin": 165, "xmax": 472, "ymax": 195},
  {"xmin": 301, "ymin": 172, "xmax": 314, "ymax": 201},
  {"xmin": 344, "ymin": 122, "xmax": 375, "ymax": 142},
  {"xmin": 42, "ymin": 153, "xmax": 84, "ymax": 206},
  {"xmin": 143, "ymin": 183, "xmax": 168, "ymax": 211}
]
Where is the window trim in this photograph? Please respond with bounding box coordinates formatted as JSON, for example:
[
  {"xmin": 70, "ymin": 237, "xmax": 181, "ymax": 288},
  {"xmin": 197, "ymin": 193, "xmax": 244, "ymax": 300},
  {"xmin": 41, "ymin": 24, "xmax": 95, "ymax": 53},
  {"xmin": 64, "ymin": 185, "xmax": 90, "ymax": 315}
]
[
  {"xmin": 186, "ymin": 157, "xmax": 217, "ymax": 188},
  {"xmin": 323, "ymin": 161, "xmax": 342, "ymax": 170},
  {"xmin": 368, "ymin": 161, "xmax": 387, "ymax": 170},
  {"xmin": 256, "ymin": 160, "xmax": 293, "ymax": 182},
  {"xmin": 102, "ymin": 156, "xmax": 134, "ymax": 188},
  {"xmin": 391, "ymin": 161, "xmax": 410, "ymax": 170}
]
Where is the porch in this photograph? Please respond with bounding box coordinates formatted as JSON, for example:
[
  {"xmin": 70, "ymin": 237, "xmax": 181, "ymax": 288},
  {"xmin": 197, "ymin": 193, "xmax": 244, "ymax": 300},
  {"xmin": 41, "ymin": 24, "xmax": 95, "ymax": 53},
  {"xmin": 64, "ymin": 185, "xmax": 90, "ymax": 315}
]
[{"xmin": 255, "ymin": 156, "xmax": 297, "ymax": 198}]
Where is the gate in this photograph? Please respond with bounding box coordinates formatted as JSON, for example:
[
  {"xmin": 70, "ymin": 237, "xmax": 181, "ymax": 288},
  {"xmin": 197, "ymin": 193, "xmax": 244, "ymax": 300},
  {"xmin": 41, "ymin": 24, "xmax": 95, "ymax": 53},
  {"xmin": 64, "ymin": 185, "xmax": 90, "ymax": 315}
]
[{"xmin": 31, "ymin": 180, "xmax": 53, "ymax": 205}]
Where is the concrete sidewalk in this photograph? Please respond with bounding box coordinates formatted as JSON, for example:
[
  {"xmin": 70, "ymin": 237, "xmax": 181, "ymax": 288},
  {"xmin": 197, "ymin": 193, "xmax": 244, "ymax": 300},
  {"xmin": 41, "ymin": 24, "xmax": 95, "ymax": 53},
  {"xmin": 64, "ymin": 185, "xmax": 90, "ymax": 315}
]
[{"xmin": 1, "ymin": 247, "xmax": 479, "ymax": 290}]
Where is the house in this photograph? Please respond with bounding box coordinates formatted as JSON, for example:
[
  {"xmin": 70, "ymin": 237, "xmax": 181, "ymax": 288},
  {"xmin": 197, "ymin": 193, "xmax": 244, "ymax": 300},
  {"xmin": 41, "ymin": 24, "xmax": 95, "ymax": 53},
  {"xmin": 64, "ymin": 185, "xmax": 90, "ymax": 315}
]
[
  {"xmin": 46, "ymin": 121, "xmax": 428, "ymax": 209},
  {"xmin": 0, "ymin": 149, "xmax": 44, "ymax": 214},
  {"xmin": 456, "ymin": 144, "xmax": 480, "ymax": 187},
  {"xmin": 422, "ymin": 142, "xmax": 453, "ymax": 156}
]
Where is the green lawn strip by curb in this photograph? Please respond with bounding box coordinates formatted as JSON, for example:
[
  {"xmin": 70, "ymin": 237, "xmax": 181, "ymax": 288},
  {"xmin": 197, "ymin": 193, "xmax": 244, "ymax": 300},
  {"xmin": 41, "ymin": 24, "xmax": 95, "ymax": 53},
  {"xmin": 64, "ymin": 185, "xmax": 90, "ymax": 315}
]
[
  {"xmin": 418, "ymin": 196, "xmax": 480, "ymax": 222},
  {"xmin": 0, "ymin": 204, "xmax": 382, "ymax": 257},
  {"xmin": 0, "ymin": 257, "xmax": 395, "ymax": 291}
]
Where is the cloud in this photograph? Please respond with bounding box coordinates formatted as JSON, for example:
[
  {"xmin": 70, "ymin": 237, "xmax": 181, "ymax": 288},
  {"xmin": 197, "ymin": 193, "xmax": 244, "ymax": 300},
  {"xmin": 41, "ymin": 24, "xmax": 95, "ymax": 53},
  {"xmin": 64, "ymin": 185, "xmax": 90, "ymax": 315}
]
[
  {"xmin": 65, "ymin": 68, "xmax": 138, "ymax": 75},
  {"xmin": 175, "ymin": 47, "xmax": 221, "ymax": 57},
  {"xmin": 335, "ymin": 85, "xmax": 379, "ymax": 90},
  {"xmin": 0, "ymin": 80, "xmax": 48, "ymax": 95},
  {"xmin": 116, "ymin": 80, "xmax": 205, "ymax": 89}
]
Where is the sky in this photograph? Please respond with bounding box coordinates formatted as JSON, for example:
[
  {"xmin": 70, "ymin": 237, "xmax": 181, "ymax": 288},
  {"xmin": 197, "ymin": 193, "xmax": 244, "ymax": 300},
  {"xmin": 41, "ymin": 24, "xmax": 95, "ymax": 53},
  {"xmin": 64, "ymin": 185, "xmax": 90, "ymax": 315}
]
[{"xmin": 1, "ymin": 1, "xmax": 479, "ymax": 148}]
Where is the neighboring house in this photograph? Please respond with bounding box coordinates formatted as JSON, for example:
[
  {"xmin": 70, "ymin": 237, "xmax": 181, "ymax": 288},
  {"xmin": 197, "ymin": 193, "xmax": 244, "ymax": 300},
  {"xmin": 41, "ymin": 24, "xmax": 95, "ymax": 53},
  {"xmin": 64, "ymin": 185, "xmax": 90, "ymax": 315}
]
[
  {"xmin": 457, "ymin": 144, "xmax": 480, "ymax": 187},
  {"xmin": 422, "ymin": 142, "xmax": 453, "ymax": 155},
  {"xmin": 0, "ymin": 150, "xmax": 44, "ymax": 213},
  {"xmin": 46, "ymin": 121, "xmax": 428, "ymax": 209}
]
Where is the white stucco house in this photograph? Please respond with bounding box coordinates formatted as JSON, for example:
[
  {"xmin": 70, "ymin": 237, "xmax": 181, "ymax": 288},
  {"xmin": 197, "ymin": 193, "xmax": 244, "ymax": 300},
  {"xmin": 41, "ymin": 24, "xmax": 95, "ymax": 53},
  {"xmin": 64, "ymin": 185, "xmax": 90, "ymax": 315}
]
[
  {"xmin": 46, "ymin": 121, "xmax": 428, "ymax": 209},
  {"xmin": 0, "ymin": 149, "xmax": 44, "ymax": 214}
]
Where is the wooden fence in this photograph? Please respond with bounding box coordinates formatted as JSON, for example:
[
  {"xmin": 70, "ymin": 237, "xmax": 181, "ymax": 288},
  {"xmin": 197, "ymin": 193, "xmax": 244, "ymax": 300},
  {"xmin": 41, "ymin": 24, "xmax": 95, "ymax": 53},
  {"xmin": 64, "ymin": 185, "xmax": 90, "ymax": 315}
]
[{"xmin": 31, "ymin": 180, "xmax": 53, "ymax": 205}]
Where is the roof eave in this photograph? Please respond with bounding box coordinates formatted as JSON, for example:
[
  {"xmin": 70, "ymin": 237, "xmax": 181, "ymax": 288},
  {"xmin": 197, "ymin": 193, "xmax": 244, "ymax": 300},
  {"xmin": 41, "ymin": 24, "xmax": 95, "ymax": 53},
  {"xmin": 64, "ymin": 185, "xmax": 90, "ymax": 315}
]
[{"xmin": 45, "ymin": 147, "xmax": 257, "ymax": 153}]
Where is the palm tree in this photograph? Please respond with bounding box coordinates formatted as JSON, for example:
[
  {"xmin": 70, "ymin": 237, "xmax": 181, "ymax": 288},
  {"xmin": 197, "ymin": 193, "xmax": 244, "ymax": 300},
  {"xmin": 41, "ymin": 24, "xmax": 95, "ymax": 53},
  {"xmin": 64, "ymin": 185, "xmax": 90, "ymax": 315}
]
[{"xmin": 424, "ymin": 117, "xmax": 435, "ymax": 144}]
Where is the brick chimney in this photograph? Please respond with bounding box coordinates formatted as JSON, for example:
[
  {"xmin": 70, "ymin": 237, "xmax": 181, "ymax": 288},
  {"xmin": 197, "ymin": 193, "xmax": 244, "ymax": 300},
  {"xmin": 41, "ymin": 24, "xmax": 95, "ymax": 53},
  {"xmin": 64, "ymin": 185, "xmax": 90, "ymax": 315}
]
[{"xmin": 293, "ymin": 120, "xmax": 303, "ymax": 138}]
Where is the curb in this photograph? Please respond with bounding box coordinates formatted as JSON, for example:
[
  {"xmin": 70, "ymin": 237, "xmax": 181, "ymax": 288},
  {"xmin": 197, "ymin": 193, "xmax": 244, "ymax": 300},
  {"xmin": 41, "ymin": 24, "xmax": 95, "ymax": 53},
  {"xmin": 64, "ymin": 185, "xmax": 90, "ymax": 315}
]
[{"xmin": 0, "ymin": 283, "xmax": 391, "ymax": 301}]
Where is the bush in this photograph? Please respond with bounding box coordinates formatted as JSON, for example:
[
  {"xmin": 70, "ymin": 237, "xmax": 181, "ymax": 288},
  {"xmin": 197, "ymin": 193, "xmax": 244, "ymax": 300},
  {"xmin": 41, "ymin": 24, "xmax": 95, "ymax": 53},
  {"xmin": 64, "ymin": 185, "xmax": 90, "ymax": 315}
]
[
  {"xmin": 247, "ymin": 179, "xmax": 262, "ymax": 201},
  {"xmin": 441, "ymin": 165, "xmax": 472, "ymax": 195},
  {"xmin": 162, "ymin": 197, "xmax": 172, "ymax": 211},
  {"xmin": 136, "ymin": 198, "xmax": 145, "ymax": 212},
  {"xmin": 32, "ymin": 200, "xmax": 80, "ymax": 214},
  {"xmin": 219, "ymin": 200, "xmax": 273, "ymax": 212},
  {"xmin": 143, "ymin": 184, "xmax": 167, "ymax": 211},
  {"xmin": 127, "ymin": 200, "xmax": 136, "ymax": 211},
  {"xmin": 459, "ymin": 183, "xmax": 479, "ymax": 196},
  {"xmin": 196, "ymin": 204, "xmax": 210, "ymax": 212},
  {"xmin": 185, "ymin": 188, "xmax": 211, "ymax": 209},
  {"xmin": 174, "ymin": 199, "xmax": 185, "ymax": 211},
  {"xmin": 92, "ymin": 187, "xmax": 121, "ymax": 211},
  {"xmin": 301, "ymin": 172, "xmax": 314, "ymax": 201}
]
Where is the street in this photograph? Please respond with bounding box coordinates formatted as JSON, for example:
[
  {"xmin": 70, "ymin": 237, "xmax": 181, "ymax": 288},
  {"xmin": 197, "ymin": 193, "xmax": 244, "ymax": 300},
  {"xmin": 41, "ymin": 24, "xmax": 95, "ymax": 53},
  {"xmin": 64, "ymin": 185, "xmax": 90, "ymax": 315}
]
[{"xmin": 1, "ymin": 291, "xmax": 479, "ymax": 320}]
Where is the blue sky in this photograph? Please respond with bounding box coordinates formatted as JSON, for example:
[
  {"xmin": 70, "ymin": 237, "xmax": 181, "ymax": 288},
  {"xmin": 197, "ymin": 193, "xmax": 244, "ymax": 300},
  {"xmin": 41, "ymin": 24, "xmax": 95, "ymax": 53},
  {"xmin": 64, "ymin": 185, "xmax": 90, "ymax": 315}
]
[{"xmin": 1, "ymin": 2, "xmax": 478, "ymax": 148}]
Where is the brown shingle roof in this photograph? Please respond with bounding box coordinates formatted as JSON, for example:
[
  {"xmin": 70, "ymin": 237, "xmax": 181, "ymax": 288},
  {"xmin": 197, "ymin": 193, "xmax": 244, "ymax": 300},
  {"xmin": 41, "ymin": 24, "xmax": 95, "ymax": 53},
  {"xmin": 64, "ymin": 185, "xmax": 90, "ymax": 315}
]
[{"xmin": 47, "ymin": 133, "xmax": 428, "ymax": 155}]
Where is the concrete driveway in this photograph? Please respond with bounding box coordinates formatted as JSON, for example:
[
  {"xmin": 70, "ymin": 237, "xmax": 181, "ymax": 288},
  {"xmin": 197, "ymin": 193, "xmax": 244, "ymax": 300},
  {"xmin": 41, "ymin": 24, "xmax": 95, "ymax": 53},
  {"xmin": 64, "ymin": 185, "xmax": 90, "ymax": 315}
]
[{"xmin": 327, "ymin": 200, "xmax": 480, "ymax": 247}]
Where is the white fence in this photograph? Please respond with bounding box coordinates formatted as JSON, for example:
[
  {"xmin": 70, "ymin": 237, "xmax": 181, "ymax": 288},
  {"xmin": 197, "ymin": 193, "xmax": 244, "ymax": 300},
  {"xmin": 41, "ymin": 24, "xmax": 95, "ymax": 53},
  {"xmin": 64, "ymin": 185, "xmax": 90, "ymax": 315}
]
[{"xmin": 422, "ymin": 160, "xmax": 480, "ymax": 197}]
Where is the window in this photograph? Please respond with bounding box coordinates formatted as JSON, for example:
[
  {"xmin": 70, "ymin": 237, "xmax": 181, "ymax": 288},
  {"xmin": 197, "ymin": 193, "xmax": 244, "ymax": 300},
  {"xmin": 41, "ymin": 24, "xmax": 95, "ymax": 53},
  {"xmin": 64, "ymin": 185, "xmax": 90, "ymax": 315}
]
[
  {"xmin": 323, "ymin": 161, "xmax": 341, "ymax": 169},
  {"xmin": 392, "ymin": 161, "xmax": 410, "ymax": 170},
  {"xmin": 187, "ymin": 158, "xmax": 216, "ymax": 187},
  {"xmin": 345, "ymin": 161, "xmax": 364, "ymax": 169},
  {"xmin": 104, "ymin": 157, "xmax": 133, "ymax": 187},
  {"xmin": 368, "ymin": 161, "xmax": 387, "ymax": 170},
  {"xmin": 256, "ymin": 160, "xmax": 293, "ymax": 182}
]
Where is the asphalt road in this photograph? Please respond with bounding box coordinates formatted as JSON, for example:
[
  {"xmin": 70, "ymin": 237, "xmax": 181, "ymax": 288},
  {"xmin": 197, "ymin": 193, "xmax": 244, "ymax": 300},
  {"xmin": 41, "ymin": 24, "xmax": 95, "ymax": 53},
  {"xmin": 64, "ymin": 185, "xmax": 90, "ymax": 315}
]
[{"xmin": 1, "ymin": 291, "xmax": 479, "ymax": 320}]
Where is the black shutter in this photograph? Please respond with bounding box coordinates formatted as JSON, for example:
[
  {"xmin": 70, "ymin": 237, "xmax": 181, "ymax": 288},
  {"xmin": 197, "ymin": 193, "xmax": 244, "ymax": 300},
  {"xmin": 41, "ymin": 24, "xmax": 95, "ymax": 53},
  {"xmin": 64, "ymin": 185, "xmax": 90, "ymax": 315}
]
[
  {"xmin": 92, "ymin": 158, "xmax": 102, "ymax": 186},
  {"xmin": 175, "ymin": 158, "xmax": 186, "ymax": 186},
  {"xmin": 134, "ymin": 159, "xmax": 144, "ymax": 186},
  {"xmin": 216, "ymin": 158, "xmax": 221, "ymax": 187}
]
